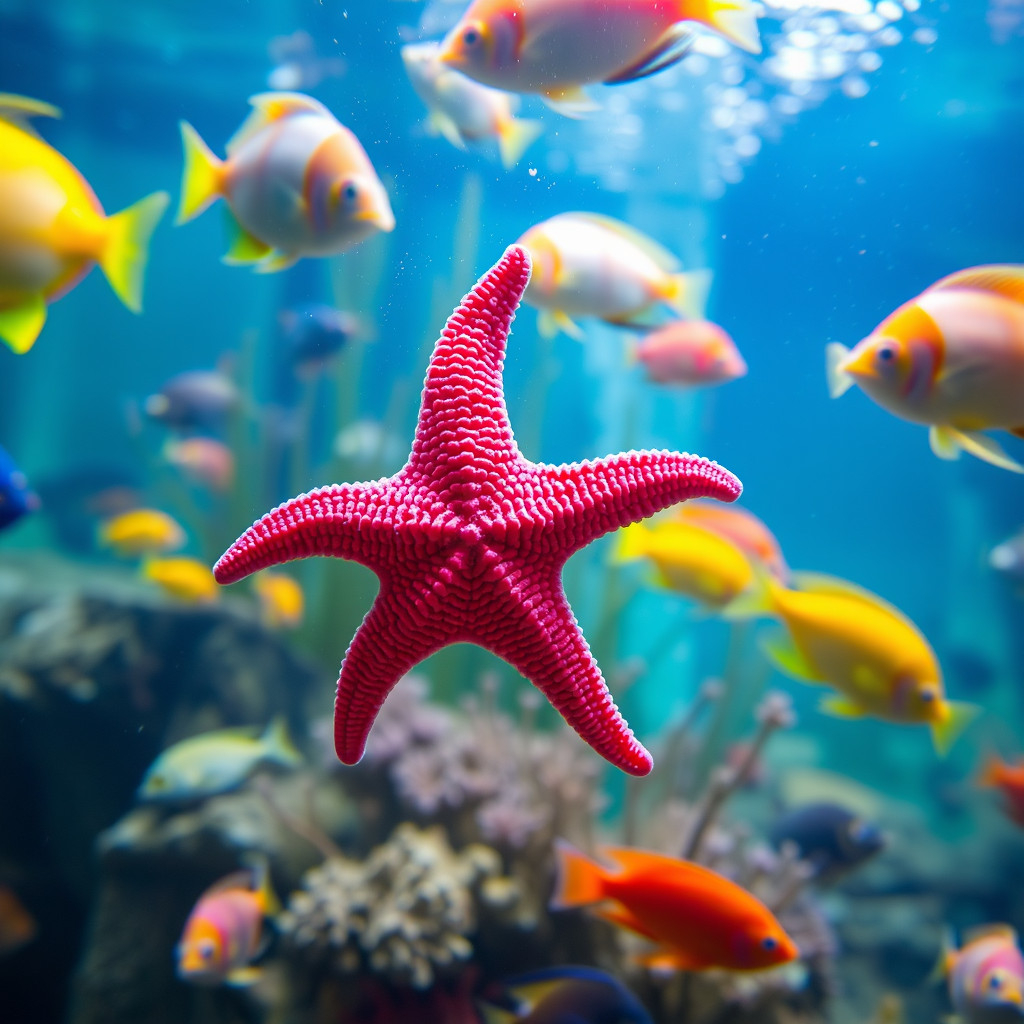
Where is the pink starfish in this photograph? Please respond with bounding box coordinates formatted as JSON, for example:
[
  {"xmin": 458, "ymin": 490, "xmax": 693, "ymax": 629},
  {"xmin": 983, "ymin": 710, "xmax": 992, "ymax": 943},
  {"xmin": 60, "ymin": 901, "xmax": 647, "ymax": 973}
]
[{"xmin": 214, "ymin": 245, "xmax": 741, "ymax": 775}]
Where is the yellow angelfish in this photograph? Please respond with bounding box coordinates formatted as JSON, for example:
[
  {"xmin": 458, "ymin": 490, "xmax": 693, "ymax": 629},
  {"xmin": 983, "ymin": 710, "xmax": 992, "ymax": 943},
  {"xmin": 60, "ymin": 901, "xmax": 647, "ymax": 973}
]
[
  {"xmin": 0, "ymin": 94, "xmax": 168, "ymax": 354},
  {"xmin": 614, "ymin": 517, "xmax": 754, "ymax": 609},
  {"xmin": 143, "ymin": 556, "xmax": 219, "ymax": 604},
  {"xmin": 252, "ymin": 571, "xmax": 304, "ymax": 629},
  {"xmin": 726, "ymin": 571, "xmax": 978, "ymax": 754},
  {"xmin": 99, "ymin": 509, "xmax": 186, "ymax": 558}
]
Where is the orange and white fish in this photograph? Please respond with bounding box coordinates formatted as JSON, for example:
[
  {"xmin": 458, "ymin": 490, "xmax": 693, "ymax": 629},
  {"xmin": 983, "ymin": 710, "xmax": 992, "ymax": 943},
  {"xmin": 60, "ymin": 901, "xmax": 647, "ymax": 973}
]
[
  {"xmin": 164, "ymin": 438, "xmax": 235, "ymax": 493},
  {"xmin": 517, "ymin": 213, "xmax": 711, "ymax": 339},
  {"xmin": 932, "ymin": 925, "xmax": 1024, "ymax": 1024},
  {"xmin": 551, "ymin": 841, "xmax": 798, "ymax": 972},
  {"xmin": 143, "ymin": 556, "xmax": 219, "ymax": 604},
  {"xmin": 632, "ymin": 319, "xmax": 747, "ymax": 387},
  {"xmin": 827, "ymin": 266, "xmax": 1024, "ymax": 473},
  {"xmin": 252, "ymin": 571, "xmax": 304, "ymax": 629},
  {"xmin": 99, "ymin": 508, "xmax": 186, "ymax": 558},
  {"xmin": 177, "ymin": 92, "xmax": 395, "ymax": 273},
  {"xmin": 177, "ymin": 861, "xmax": 279, "ymax": 986},
  {"xmin": 439, "ymin": 0, "xmax": 761, "ymax": 116},
  {"xmin": 401, "ymin": 41, "xmax": 542, "ymax": 169},
  {"xmin": 673, "ymin": 500, "xmax": 788, "ymax": 583},
  {"xmin": 725, "ymin": 571, "xmax": 978, "ymax": 755},
  {"xmin": 0, "ymin": 94, "xmax": 168, "ymax": 354}
]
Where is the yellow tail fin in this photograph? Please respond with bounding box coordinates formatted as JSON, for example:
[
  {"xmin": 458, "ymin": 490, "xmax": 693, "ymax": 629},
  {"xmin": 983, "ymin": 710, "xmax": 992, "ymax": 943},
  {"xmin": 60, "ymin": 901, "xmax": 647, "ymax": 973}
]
[
  {"xmin": 99, "ymin": 191, "xmax": 170, "ymax": 313},
  {"xmin": 930, "ymin": 701, "xmax": 980, "ymax": 757},
  {"xmin": 549, "ymin": 839, "xmax": 606, "ymax": 910},
  {"xmin": 661, "ymin": 268, "xmax": 712, "ymax": 320},
  {"xmin": 704, "ymin": 0, "xmax": 762, "ymax": 54},
  {"xmin": 177, "ymin": 121, "xmax": 224, "ymax": 224},
  {"xmin": 0, "ymin": 294, "xmax": 47, "ymax": 354},
  {"xmin": 496, "ymin": 117, "xmax": 543, "ymax": 169}
]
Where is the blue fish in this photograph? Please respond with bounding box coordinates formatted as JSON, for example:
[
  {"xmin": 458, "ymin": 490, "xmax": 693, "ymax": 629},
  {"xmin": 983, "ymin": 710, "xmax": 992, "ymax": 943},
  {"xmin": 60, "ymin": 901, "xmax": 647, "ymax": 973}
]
[
  {"xmin": 770, "ymin": 801, "xmax": 885, "ymax": 881},
  {"xmin": 479, "ymin": 966, "xmax": 652, "ymax": 1024},
  {"xmin": 278, "ymin": 303, "xmax": 358, "ymax": 377},
  {"xmin": 0, "ymin": 446, "xmax": 37, "ymax": 531}
]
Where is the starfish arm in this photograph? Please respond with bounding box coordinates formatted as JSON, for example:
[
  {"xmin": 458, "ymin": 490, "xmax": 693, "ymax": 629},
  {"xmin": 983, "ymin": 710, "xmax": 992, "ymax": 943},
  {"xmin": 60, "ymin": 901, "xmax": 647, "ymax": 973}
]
[
  {"xmin": 213, "ymin": 481, "xmax": 390, "ymax": 584},
  {"xmin": 540, "ymin": 450, "xmax": 742, "ymax": 553},
  {"xmin": 406, "ymin": 244, "xmax": 532, "ymax": 495},
  {"xmin": 479, "ymin": 572, "xmax": 653, "ymax": 776},
  {"xmin": 333, "ymin": 582, "xmax": 452, "ymax": 765}
]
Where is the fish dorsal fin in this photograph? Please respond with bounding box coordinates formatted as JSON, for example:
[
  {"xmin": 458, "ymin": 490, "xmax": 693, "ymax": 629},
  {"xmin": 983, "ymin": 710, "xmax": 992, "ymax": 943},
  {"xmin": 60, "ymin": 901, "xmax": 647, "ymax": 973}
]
[
  {"xmin": 964, "ymin": 923, "xmax": 1018, "ymax": 947},
  {"xmin": 199, "ymin": 869, "xmax": 256, "ymax": 901},
  {"xmin": 928, "ymin": 265, "xmax": 1024, "ymax": 304},
  {"xmin": 565, "ymin": 213, "xmax": 680, "ymax": 272},
  {"xmin": 226, "ymin": 92, "xmax": 331, "ymax": 155},
  {"xmin": 0, "ymin": 94, "xmax": 61, "ymax": 136},
  {"xmin": 790, "ymin": 572, "xmax": 914, "ymax": 627}
]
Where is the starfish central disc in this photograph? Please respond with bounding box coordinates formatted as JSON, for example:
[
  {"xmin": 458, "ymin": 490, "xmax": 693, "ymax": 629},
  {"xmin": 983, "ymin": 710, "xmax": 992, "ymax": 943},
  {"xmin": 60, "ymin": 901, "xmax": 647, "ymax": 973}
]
[{"xmin": 214, "ymin": 245, "xmax": 741, "ymax": 776}]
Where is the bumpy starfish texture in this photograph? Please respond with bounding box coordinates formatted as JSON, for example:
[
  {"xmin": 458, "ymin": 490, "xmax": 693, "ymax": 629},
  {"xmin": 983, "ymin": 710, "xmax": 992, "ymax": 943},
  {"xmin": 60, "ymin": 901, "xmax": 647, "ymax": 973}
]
[{"xmin": 215, "ymin": 245, "xmax": 741, "ymax": 775}]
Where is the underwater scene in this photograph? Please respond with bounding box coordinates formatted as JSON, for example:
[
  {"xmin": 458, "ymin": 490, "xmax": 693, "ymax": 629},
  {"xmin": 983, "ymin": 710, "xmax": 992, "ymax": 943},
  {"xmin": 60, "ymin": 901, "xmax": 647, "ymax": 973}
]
[{"xmin": 1, "ymin": 0, "xmax": 1024, "ymax": 1021}]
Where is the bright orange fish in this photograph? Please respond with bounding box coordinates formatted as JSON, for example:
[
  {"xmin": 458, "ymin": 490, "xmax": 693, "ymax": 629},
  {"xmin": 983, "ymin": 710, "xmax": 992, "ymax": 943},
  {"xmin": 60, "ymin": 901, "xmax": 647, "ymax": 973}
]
[
  {"xmin": 674, "ymin": 500, "xmax": 789, "ymax": 583},
  {"xmin": 978, "ymin": 754, "xmax": 1024, "ymax": 828},
  {"xmin": 551, "ymin": 841, "xmax": 798, "ymax": 972}
]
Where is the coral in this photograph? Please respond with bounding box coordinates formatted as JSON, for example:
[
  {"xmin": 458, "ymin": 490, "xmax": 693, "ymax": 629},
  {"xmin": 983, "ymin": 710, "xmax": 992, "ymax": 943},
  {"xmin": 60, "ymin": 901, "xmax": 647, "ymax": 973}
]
[{"xmin": 281, "ymin": 822, "xmax": 504, "ymax": 989}]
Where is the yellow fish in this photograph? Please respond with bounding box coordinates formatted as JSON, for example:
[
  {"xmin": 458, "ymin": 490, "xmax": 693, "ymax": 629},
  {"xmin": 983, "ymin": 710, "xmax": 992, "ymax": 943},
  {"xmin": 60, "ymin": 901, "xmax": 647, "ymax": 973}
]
[
  {"xmin": 99, "ymin": 509, "xmax": 186, "ymax": 558},
  {"xmin": 0, "ymin": 94, "xmax": 168, "ymax": 354},
  {"xmin": 614, "ymin": 517, "xmax": 754, "ymax": 609},
  {"xmin": 727, "ymin": 571, "xmax": 978, "ymax": 754},
  {"xmin": 252, "ymin": 571, "xmax": 304, "ymax": 629},
  {"xmin": 143, "ymin": 556, "xmax": 219, "ymax": 604}
]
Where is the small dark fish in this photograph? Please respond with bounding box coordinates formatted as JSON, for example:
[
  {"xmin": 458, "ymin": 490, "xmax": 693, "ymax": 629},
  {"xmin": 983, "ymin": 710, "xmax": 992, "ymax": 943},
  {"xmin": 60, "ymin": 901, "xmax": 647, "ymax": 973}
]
[
  {"xmin": 145, "ymin": 369, "xmax": 239, "ymax": 431},
  {"xmin": 0, "ymin": 445, "xmax": 37, "ymax": 531},
  {"xmin": 279, "ymin": 304, "xmax": 358, "ymax": 377},
  {"xmin": 770, "ymin": 801, "xmax": 884, "ymax": 881},
  {"xmin": 479, "ymin": 966, "xmax": 653, "ymax": 1024}
]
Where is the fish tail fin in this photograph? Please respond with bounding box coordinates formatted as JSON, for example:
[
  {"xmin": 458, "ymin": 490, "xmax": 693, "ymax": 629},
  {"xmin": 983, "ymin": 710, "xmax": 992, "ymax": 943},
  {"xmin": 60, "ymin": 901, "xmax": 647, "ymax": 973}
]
[
  {"xmin": 611, "ymin": 523, "xmax": 649, "ymax": 564},
  {"xmin": 661, "ymin": 268, "xmax": 712, "ymax": 320},
  {"xmin": 549, "ymin": 839, "xmax": 606, "ymax": 910},
  {"xmin": 927, "ymin": 927, "xmax": 957, "ymax": 984},
  {"xmin": 496, "ymin": 116, "xmax": 543, "ymax": 169},
  {"xmin": 241, "ymin": 854, "xmax": 282, "ymax": 919},
  {"xmin": 825, "ymin": 342, "xmax": 855, "ymax": 398},
  {"xmin": 261, "ymin": 714, "xmax": 303, "ymax": 768},
  {"xmin": 698, "ymin": 0, "xmax": 762, "ymax": 54},
  {"xmin": 931, "ymin": 701, "xmax": 980, "ymax": 757},
  {"xmin": 929, "ymin": 426, "xmax": 1024, "ymax": 473},
  {"xmin": 0, "ymin": 294, "xmax": 47, "ymax": 354},
  {"xmin": 721, "ymin": 559, "xmax": 779, "ymax": 620},
  {"xmin": 177, "ymin": 121, "xmax": 225, "ymax": 224},
  {"xmin": 99, "ymin": 191, "xmax": 170, "ymax": 313}
]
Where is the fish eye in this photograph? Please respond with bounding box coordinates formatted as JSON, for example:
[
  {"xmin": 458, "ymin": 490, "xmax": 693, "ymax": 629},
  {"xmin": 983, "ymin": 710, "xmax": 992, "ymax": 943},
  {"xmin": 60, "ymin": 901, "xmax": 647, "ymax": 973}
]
[
  {"xmin": 462, "ymin": 23, "xmax": 484, "ymax": 47},
  {"xmin": 761, "ymin": 936, "xmax": 778, "ymax": 952},
  {"xmin": 198, "ymin": 939, "xmax": 216, "ymax": 961},
  {"xmin": 338, "ymin": 180, "xmax": 359, "ymax": 205},
  {"xmin": 876, "ymin": 343, "xmax": 897, "ymax": 364},
  {"xmin": 988, "ymin": 973, "xmax": 1004, "ymax": 991},
  {"xmin": 918, "ymin": 686, "xmax": 937, "ymax": 703}
]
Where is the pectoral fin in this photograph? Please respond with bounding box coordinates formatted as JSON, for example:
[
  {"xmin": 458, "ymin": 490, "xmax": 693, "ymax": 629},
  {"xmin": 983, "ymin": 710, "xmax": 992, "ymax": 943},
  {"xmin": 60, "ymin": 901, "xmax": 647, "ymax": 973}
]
[
  {"xmin": 761, "ymin": 631, "xmax": 818, "ymax": 682},
  {"xmin": 538, "ymin": 309, "xmax": 583, "ymax": 340},
  {"xmin": 540, "ymin": 86, "xmax": 598, "ymax": 118},
  {"xmin": 820, "ymin": 695, "xmax": 867, "ymax": 719},
  {"xmin": 929, "ymin": 426, "xmax": 1024, "ymax": 473},
  {"xmin": 604, "ymin": 25, "xmax": 695, "ymax": 84},
  {"xmin": 222, "ymin": 209, "xmax": 272, "ymax": 265},
  {"xmin": 428, "ymin": 112, "xmax": 467, "ymax": 150},
  {"xmin": 255, "ymin": 250, "xmax": 299, "ymax": 274},
  {"xmin": 0, "ymin": 294, "xmax": 47, "ymax": 354},
  {"xmin": 225, "ymin": 966, "xmax": 262, "ymax": 987}
]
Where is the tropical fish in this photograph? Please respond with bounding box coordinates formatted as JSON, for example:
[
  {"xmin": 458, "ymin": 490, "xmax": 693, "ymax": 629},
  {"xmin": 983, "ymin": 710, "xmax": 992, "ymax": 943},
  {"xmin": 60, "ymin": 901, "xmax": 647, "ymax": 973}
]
[
  {"xmin": 177, "ymin": 859, "xmax": 279, "ymax": 986},
  {"xmin": 769, "ymin": 801, "xmax": 885, "ymax": 881},
  {"xmin": 673, "ymin": 500, "xmax": 788, "ymax": 583},
  {"xmin": 478, "ymin": 965, "xmax": 653, "ymax": 1024},
  {"xmin": 279, "ymin": 303, "xmax": 358, "ymax": 377},
  {"xmin": 401, "ymin": 41, "xmax": 542, "ymax": 169},
  {"xmin": 99, "ymin": 508, "xmax": 186, "ymax": 557},
  {"xmin": 145, "ymin": 368, "xmax": 239, "ymax": 432},
  {"xmin": 0, "ymin": 94, "xmax": 168, "ymax": 354},
  {"xmin": 933, "ymin": 925, "xmax": 1024, "ymax": 1024},
  {"xmin": 164, "ymin": 438, "xmax": 235, "ymax": 492},
  {"xmin": 142, "ymin": 556, "xmax": 219, "ymax": 604},
  {"xmin": 826, "ymin": 265, "xmax": 1024, "ymax": 472},
  {"xmin": 438, "ymin": 0, "xmax": 760, "ymax": 116},
  {"xmin": 725, "ymin": 570, "xmax": 979, "ymax": 755},
  {"xmin": 632, "ymin": 320, "xmax": 747, "ymax": 388},
  {"xmin": 138, "ymin": 716, "xmax": 302, "ymax": 802},
  {"xmin": 253, "ymin": 572, "xmax": 304, "ymax": 630},
  {"xmin": 517, "ymin": 213, "xmax": 711, "ymax": 339},
  {"xmin": 977, "ymin": 754, "xmax": 1024, "ymax": 828},
  {"xmin": 0, "ymin": 444, "xmax": 38, "ymax": 531},
  {"xmin": 177, "ymin": 92, "xmax": 395, "ymax": 272},
  {"xmin": 614, "ymin": 516, "xmax": 754, "ymax": 609},
  {"xmin": 0, "ymin": 885, "xmax": 37, "ymax": 958},
  {"xmin": 551, "ymin": 841, "xmax": 798, "ymax": 972}
]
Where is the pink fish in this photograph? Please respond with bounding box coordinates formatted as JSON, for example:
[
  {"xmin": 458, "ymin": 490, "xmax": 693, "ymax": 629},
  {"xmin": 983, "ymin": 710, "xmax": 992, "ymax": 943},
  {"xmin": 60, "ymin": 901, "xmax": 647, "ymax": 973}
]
[
  {"xmin": 633, "ymin": 320, "xmax": 746, "ymax": 387},
  {"xmin": 164, "ymin": 438, "xmax": 235, "ymax": 492},
  {"xmin": 934, "ymin": 924, "xmax": 1024, "ymax": 1023}
]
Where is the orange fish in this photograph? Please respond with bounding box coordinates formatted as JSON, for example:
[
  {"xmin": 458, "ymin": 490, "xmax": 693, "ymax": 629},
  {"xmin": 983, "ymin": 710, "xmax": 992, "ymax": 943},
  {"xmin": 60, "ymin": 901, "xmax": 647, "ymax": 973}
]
[
  {"xmin": 632, "ymin": 320, "xmax": 747, "ymax": 388},
  {"xmin": 177, "ymin": 861, "xmax": 278, "ymax": 986},
  {"xmin": 0, "ymin": 885, "xmax": 37, "ymax": 958},
  {"xmin": 978, "ymin": 755, "xmax": 1024, "ymax": 828},
  {"xmin": 674, "ymin": 500, "xmax": 789, "ymax": 583},
  {"xmin": 551, "ymin": 841, "xmax": 798, "ymax": 972}
]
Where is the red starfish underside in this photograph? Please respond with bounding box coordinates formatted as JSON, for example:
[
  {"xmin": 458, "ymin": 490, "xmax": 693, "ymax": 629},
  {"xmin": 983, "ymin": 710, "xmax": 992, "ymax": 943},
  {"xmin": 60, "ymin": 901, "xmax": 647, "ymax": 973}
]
[{"xmin": 214, "ymin": 245, "xmax": 740, "ymax": 775}]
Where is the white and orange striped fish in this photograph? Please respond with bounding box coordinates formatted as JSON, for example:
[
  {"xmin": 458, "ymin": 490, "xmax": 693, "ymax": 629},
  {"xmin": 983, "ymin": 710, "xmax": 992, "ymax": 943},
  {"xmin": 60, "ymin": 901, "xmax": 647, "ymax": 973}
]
[{"xmin": 176, "ymin": 92, "xmax": 394, "ymax": 273}]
